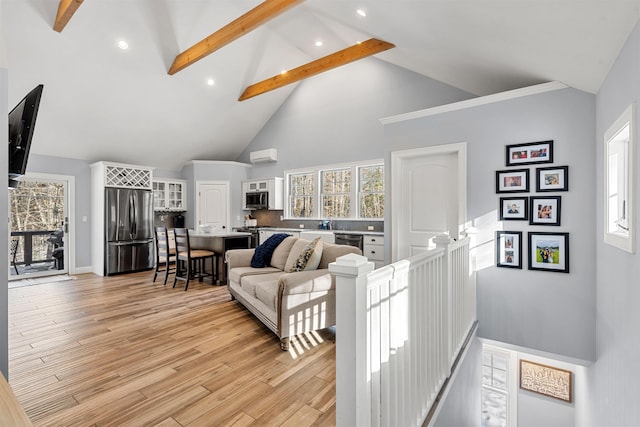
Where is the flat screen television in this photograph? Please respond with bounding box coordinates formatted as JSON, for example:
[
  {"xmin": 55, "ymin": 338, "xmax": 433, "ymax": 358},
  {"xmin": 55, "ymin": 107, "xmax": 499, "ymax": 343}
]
[{"xmin": 8, "ymin": 84, "xmax": 44, "ymax": 188}]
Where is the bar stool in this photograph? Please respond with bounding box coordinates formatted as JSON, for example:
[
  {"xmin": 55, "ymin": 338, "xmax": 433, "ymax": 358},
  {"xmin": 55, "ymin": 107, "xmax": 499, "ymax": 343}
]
[
  {"xmin": 173, "ymin": 228, "xmax": 216, "ymax": 291},
  {"xmin": 153, "ymin": 227, "xmax": 176, "ymax": 285}
]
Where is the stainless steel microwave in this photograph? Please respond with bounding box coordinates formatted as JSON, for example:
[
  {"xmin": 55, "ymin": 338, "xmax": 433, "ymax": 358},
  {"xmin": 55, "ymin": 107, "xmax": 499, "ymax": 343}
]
[{"xmin": 245, "ymin": 191, "xmax": 269, "ymax": 209}]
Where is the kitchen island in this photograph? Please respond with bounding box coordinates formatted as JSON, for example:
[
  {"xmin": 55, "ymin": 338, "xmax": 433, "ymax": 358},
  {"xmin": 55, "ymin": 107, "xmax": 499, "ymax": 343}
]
[{"xmin": 189, "ymin": 231, "xmax": 251, "ymax": 285}]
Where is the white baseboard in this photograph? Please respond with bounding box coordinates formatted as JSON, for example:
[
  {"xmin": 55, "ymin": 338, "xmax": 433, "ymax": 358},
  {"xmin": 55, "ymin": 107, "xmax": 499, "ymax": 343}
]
[{"xmin": 72, "ymin": 266, "xmax": 94, "ymax": 275}]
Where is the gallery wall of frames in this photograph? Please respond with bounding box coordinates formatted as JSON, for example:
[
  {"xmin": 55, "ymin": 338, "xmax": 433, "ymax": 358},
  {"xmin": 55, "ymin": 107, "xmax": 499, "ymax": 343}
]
[{"xmin": 495, "ymin": 140, "xmax": 570, "ymax": 273}]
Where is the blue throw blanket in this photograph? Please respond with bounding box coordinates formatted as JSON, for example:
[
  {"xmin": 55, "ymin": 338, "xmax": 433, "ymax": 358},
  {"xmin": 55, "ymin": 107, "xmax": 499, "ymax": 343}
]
[{"xmin": 250, "ymin": 233, "xmax": 290, "ymax": 268}]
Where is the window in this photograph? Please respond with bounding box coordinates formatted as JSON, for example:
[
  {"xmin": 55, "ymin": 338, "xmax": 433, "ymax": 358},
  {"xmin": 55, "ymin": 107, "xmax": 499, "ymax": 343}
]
[
  {"xmin": 322, "ymin": 169, "xmax": 351, "ymax": 218},
  {"xmin": 285, "ymin": 160, "xmax": 384, "ymax": 220},
  {"xmin": 481, "ymin": 346, "xmax": 516, "ymax": 427},
  {"xmin": 604, "ymin": 104, "xmax": 635, "ymax": 253},
  {"xmin": 289, "ymin": 172, "xmax": 315, "ymax": 218},
  {"xmin": 359, "ymin": 165, "xmax": 384, "ymax": 219}
]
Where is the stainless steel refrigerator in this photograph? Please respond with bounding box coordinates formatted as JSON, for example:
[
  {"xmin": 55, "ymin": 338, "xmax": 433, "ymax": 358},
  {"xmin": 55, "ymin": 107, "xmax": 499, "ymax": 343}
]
[{"xmin": 104, "ymin": 187, "xmax": 154, "ymax": 275}]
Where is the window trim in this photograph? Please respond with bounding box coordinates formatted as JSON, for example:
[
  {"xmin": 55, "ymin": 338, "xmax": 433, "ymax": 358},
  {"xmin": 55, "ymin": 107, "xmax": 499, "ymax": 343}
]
[
  {"xmin": 284, "ymin": 159, "xmax": 384, "ymax": 220},
  {"xmin": 481, "ymin": 345, "xmax": 517, "ymax": 427},
  {"xmin": 604, "ymin": 104, "xmax": 635, "ymax": 253}
]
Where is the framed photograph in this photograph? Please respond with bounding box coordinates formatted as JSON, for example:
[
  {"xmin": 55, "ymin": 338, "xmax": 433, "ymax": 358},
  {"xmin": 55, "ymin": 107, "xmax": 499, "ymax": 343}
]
[
  {"xmin": 496, "ymin": 169, "xmax": 529, "ymax": 193},
  {"xmin": 520, "ymin": 359, "xmax": 572, "ymax": 403},
  {"xmin": 499, "ymin": 197, "xmax": 528, "ymax": 221},
  {"xmin": 528, "ymin": 232, "xmax": 569, "ymax": 273},
  {"xmin": 496, "ymin": 231, "xmax": 522, "ymax": 269},
  {"xmin": 506, "ymin": 140, "xmax": 554, "ymax": 166},
  {"xmin": 529, "ymin": 196, "xmax": 561, "ymax": 226},
  {"xmin": 536, "ymin": 166, "xmax": 569, "ymax": 192}
]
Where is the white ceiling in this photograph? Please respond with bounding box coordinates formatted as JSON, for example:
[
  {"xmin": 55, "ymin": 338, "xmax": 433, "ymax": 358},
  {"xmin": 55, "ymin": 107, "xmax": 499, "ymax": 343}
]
[{"xmin": 3, "ymin": 0, "xmax": 640, "ymax": 171}]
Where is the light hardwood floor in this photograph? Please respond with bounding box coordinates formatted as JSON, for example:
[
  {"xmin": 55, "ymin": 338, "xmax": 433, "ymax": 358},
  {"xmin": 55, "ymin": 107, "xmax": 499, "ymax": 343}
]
[{"xmin": 8, "ymin": 271, "xmax": 336, "ymax": 426}]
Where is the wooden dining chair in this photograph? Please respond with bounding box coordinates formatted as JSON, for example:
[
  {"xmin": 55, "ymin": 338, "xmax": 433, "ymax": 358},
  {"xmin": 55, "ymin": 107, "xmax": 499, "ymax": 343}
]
[
  {"xmin": 173, "ymin": 228, "xmax": 216, "ymax": 291},
  {"xmin": 153, "ymin": 227, "xmax": 176, "ymax": 285}
]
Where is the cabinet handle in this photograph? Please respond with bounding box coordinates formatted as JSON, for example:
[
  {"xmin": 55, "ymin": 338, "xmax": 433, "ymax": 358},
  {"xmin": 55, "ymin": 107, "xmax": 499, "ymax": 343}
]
[{"xmin": 371, "ymin": 250, "xmax": 376, "ymax": 254}]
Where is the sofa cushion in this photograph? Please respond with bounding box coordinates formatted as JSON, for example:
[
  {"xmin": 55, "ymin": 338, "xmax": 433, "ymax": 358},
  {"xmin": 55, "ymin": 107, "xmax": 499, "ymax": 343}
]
[
  {"xmin": 270, "ymin": 236, "xmax": 298, "ymax": 270},
  {"xmin": 255, "ymin": 280, "xmax": 281, "ymax": 312},
  {"xmin": 251, "ymin": 233, "xmax": 290, "ymax": 268},
  {"xmin": 229, "ymin": 266, "xmax": 281, "ymax": 285},
  {"xmin": 285, "ymin": 237, "xmax": 323, "ymax": 272},
  {"xmin": 240, "ymin": 272, "xmax": 284, "ymax": 300}
]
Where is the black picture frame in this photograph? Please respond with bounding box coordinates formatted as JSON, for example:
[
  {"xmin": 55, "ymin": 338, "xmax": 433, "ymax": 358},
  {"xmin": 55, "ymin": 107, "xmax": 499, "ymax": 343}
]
[
  {"xmin": 499, "ymin": 197, "xmax": 529, "ymax": 221},
  {"xmin": 506, "ymin": 140, "xmax": 554, "ymax": 166},
  {"xmin": 528, "ymin": 232, "xmax": 569, "ymax": 273},
  {"xmin": 529, "ymin": 196, "xmax": 561, "ymax": 226},
  {"xmin": 496, "ymin": 169, "xmax": 530, "ymax": 193},
  {"xmin": 536, "ymin": 165, "xmax": 569, "ymax": 192},
  {"xmin": 496, "ymin": 231, "xmax": 523, "ymax": 269}
]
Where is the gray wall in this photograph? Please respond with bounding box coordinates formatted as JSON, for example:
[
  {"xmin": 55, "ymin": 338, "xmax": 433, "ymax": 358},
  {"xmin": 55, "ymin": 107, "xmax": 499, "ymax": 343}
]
[
  {"xmin": 384, "ymin": 87, "xmax": 597, "ymax": 362},
  {"xmin": 237, "ymin": 57, "xmax": 473, "ymax": 178},
  {"xmin": 26, "ymin": 154, "xmax": 93, "ymax": 270},
  {"xmin": 517, "ymin": 354, "xmax": 577, "ymax": 427},
  {"xmin": 433, "ymin": 336, "xmax": 481, "ymax": 427},
  {"xmin": 585, "ymin": 19, "xmax": 640, "ymax": 427}
]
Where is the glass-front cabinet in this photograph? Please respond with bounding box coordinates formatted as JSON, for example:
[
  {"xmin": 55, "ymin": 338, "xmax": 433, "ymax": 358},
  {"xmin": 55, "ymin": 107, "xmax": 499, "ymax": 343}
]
[{"xmin": 153, "ymin": 179, "xmax": 186, "ymax": 211}]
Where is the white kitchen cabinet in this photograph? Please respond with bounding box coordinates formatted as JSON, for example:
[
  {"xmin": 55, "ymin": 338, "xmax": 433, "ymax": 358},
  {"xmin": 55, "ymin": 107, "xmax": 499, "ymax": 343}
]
[
  {"xmin": 153, "ymin": 179, "xmax": 187, "ymax": 211},
  {"xmin": 242, "ymin": 177, "xmax": 283, "ymax": 210},
  {"xmin": 363, "ymin": 234, "xmax": 385, "ymax": 269},
  {"xmin": 90, "ymin": 161, "xmax": 154, "ymax": 276}
]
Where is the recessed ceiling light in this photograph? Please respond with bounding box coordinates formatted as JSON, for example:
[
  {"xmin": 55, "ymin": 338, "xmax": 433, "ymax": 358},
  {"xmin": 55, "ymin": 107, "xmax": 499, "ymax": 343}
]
[
  {"xmin": 117, "ymin": 40, "xmax": 129, "ymax": 50},
  {"xmin": 356, "ymin": 9, "xmax": 367, "ymax": 17},
  {"xmin": 315, "ymin": 40, "xmax": 323, "ymax": 47},
  {"xmin": 207, "ymin": 78, "xmax": 215, "ymax": 86}
]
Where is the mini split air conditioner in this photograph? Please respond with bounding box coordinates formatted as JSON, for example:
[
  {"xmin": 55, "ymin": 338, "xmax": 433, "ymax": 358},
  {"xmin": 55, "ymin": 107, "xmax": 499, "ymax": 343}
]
[{"xmin": 249, "ymin": 148, "xmax": 278, "ymax": 163}]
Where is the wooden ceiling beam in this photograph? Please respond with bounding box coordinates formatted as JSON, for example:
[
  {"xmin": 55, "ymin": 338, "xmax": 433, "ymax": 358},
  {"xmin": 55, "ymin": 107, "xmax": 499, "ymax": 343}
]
[
  {"xmin": 238, "ymin": 38, "xmax": 395, "ymax": 101},
  {"xmin": 53, "ymin": 0, "xmax": 84, "ymax": 33},
  {"xmin": 169, "ymin": 0, "xmax": 304, "ymax": 75}
]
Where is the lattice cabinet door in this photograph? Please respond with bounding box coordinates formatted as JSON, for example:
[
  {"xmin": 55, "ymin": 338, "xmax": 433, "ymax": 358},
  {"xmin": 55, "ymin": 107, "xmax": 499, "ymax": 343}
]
[{"xmin": 104, "ymin": 165, "xmax": 153, "ymax": 189}]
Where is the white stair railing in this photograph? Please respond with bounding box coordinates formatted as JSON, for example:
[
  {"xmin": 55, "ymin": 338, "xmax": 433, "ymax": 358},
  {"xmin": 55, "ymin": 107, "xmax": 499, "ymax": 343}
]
[{"xmin": 331, "ymin": 235, "xmax": 474, "ymax": 427}]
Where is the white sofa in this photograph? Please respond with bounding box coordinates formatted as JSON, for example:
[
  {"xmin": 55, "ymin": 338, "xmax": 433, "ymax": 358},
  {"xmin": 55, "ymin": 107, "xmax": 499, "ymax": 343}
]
[{"xmin": 225, "ymin": 236, "xmax": 361, "ymax": 350}]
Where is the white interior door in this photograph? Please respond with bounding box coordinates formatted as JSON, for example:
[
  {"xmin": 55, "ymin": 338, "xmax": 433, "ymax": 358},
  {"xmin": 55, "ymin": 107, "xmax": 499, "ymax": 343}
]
[
  {"xmin": 392, "ymin": 143, "xmax": 466, "ymax": 261},
  {"xmin": 196, "ymin": 182, "xmax": 229, "ymax": 232}
]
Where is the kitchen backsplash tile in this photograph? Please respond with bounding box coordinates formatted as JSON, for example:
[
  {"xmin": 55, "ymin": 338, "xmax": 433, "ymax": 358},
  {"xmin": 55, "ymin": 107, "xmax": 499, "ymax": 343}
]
[{"xmin": 250, "ymin": 210, "xmax": 383, "ymax": 232}]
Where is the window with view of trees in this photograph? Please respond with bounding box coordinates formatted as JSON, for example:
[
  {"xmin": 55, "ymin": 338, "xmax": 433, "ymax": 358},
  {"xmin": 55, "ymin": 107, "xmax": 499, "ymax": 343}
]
[
  {"xmin": 286, "ymin": 160, "xmax": 384, "ymax": 220},
  {"xmin": 359, "ymin": 165, "xmax": 384, "ymax": 218},
  {"xmin": 322, "ymin": 169, "xmax": 351, "ymax": 218},
  {"xmin": 290, "ymin": 172, "xmax": 315, "ymax": 218},
  {"xmin": 10, "ymin": 180, "xmax": 65, "ymax": 264}
]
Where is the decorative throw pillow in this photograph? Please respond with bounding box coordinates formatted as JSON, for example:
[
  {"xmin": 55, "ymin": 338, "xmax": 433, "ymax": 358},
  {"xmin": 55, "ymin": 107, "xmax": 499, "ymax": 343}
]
[
  {"xmin": 285, "ymin": 237, "xmax": 323, "ymax": 272},
  {"xmin": 251, "ymin": 233, "xmax": 290, "ymax": 268}
]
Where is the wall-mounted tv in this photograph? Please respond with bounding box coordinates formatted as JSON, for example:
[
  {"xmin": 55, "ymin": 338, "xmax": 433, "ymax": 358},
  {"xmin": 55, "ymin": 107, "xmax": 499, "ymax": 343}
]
[{"xmin": 8, "ymin": 84, "xmax": 43, "ymax": 188}]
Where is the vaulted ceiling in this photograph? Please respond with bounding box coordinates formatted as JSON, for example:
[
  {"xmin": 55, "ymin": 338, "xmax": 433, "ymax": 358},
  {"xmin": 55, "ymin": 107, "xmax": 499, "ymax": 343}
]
[{"xmin": 3, "ymin": 1, "xmax": 640, "ymax": 170}]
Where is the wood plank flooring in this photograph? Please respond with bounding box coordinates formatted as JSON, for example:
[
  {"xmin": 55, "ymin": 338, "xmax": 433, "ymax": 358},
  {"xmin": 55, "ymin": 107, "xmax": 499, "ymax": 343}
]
[{"xmin": 8, "ymin": 271, "xmax": 336, "ymax": 426}]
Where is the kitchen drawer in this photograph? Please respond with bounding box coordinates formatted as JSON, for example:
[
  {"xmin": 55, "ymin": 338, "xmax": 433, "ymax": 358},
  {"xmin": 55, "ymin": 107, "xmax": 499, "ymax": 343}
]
[
  {"xmin": 364, "ymin": 245, "xmax": 384, "ymax": 261},
  {"xmin": 364, "ymin": 235, "xmax": 384, "ymax": 246}
]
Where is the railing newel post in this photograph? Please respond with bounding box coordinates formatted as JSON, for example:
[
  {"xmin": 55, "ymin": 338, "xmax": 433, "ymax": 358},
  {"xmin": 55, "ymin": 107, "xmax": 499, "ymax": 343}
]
[{"xmin": 330, "ymin": 253, "xmax": 375, "ymax": 427}]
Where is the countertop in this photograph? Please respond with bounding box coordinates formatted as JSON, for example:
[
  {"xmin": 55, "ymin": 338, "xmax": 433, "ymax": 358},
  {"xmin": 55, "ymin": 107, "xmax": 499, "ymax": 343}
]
[
  {"xmin": 189, "ymin": 231, "xmax": 251, "ymax": 238},
  {"xmin": 258, "ymin": 227, "xmax": 384, "ymax": 236}
]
